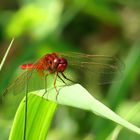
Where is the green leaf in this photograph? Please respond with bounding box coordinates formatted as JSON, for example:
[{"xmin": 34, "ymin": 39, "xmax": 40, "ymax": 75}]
[
  {"xmin": 9, "ymin": 84, "xmax": 140, "ymax": 140},
  {"xmin": 42, "ymin": 84, "xmax": 140, "ymax": 134},
  {"xmin": 9, "ymin": 95, "xmax": 57, "ymax": 140}
]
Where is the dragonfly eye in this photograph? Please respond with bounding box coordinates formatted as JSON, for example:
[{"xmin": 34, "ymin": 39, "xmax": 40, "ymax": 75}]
[
  {"xmin": 57, "ymin": 58, "xmax": 67, "ymax": 72},
  {"xmin": 60, "ymin": 58, "xmax": 67, "ymax": 64}
]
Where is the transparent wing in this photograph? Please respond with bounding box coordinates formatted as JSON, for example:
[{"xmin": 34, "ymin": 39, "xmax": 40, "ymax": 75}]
[
  {"xmin": 2, "ymin": 55, "xmax": 46, "ymax": 97},
  {"xmin": 60, "ymin": 52, "xmax": 124, "ymax": 84},
  {"xmin": 3, "ymin": 69, "xmax": 33, "ymax": 96}
]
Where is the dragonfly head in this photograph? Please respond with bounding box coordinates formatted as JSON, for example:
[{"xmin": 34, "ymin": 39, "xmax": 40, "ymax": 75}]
[
  {"xmin": 55, "ymin": 58, "xmax": 67, "ymax": 72},
  {"xmin": 45, "ymin": 53, "xmax": 68, "ymax": 72}
]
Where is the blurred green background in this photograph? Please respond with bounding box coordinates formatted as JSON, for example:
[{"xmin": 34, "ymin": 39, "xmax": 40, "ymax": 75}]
[{"xmin": 0, "ymin": 0, "xmax": 140, "ymax": 140}]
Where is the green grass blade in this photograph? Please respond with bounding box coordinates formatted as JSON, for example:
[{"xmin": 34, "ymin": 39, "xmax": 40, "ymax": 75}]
[
  {"xmin": 9, "ymin": 95, "xmax": 57, "ymax": 140},
  {"xmin": 0, "ymin": 38, "xmax": 14, "ymax": 72}
]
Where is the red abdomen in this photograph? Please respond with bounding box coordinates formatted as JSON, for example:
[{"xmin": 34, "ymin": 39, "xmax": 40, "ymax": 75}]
[{"xmin": 20, "ymin": 64, "xmax": 34, "ymax": 69}]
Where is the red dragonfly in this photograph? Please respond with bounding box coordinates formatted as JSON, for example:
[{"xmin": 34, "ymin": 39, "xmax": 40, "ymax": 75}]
[
  {"xmin": 3, "ymin": 52, "xmax": 123, "ymax": 140},
  {"xmin": 2, "ymin": 52, "xmax": 124, "ymax": 140},
  {"xmin": 3, "ymin": 52, "xmax": 124, "ymax": 97}
]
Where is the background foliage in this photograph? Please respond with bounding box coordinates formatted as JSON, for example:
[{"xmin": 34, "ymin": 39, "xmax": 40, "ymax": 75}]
[{"xmin": 0, "ymin": 0, "xmax": 140, "ymax": 140}]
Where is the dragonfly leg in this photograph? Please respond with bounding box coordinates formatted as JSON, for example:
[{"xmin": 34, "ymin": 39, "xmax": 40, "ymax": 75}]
[
  {"xmin": 54, "ymin": 72, "xmax": 59, "ymax": 100},
  {"xmin": 57, "ymin": 74, "xmax": 67, "ymax": 85},
  {"xmin": 42, "ymin": 74, "xmax": 48, "ymax": 98},
  {"xmin": 61, "ymin": 72, "xmax": 75, "ymax": 83}
]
